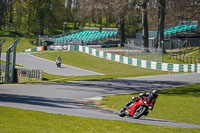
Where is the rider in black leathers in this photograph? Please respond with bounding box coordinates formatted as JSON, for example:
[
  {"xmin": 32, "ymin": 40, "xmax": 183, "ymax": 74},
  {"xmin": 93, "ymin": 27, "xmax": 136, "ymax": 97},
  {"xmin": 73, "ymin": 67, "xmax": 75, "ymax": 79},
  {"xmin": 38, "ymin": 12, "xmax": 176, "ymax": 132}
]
[
  {"xmin": 56, "ymin": 56, "xmax": 62, "ymax": 62},
  {"xmin": 122, "ymin": 90, "xmax": 158, "ymax": 111},
  {"xmin": 56, "ymin": 56, "xmax": 62, "ymax": 67}
]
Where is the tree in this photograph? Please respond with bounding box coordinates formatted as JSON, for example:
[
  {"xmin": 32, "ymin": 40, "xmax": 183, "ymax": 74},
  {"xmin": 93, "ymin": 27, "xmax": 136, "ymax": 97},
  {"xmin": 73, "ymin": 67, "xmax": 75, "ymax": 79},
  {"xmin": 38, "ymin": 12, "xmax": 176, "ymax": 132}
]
[
  {"xmin": 0, "ymin": 0, "xmax": 5, "ymax": 30},
  {"xmin": 157, "ymin": 0, "xmax": 166, "ymax": 53},
  {"xmin": 0, "ymin": 0, "xmax": 14, "ymax": 31},
  {"xmin": 109, "ymin": 0, "xmax": 136, "ymax": 46},
  {"xmin": 137, "ymin": 0, "xmax": 149, "ymax": 48}
]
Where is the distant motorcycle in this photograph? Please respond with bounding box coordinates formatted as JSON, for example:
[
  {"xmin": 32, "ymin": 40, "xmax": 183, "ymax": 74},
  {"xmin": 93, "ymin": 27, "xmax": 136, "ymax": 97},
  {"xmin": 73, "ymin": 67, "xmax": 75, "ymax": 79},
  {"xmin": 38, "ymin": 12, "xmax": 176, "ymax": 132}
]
[
  {"xmin": 119, "ymin": 96, "xmax": 156, "ymax": 119},
  {"xmin": 56, "ymin": 60, "xmax": 61, "ymax": 68}
]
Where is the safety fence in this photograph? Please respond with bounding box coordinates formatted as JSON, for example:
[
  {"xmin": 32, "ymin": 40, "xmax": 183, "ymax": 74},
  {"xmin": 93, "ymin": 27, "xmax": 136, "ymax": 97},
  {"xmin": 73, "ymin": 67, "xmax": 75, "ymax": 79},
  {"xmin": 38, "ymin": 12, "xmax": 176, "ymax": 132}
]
[
  {"xmin": 24, "ymin": 44, "xmax": 119, "ymax": 52},
  {"xmin": 25, "ymin": 46, "xmax": 45, "ymax": 52},
  {"xmin": 124, "ymin": 44, "xmax": 163, "ymax": 62},
  {"xmin": 75, "ymin": 45, "xmax": 200, "ymax": 73},
  {"xmin": 1, "ymin": 64, "xmax": 43, "ymax": 80}
]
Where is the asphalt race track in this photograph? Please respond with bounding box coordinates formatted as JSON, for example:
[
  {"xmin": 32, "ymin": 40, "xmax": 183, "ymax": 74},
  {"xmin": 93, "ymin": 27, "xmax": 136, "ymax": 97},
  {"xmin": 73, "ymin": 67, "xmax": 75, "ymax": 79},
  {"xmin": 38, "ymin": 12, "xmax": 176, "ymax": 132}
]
[
  {"xmin": 1, "ymin": 53, "xmax": 103, "ymax": 76},
  {"xmin": 0, "ymin": 53, "xmax": 200, "ymax": 128}
]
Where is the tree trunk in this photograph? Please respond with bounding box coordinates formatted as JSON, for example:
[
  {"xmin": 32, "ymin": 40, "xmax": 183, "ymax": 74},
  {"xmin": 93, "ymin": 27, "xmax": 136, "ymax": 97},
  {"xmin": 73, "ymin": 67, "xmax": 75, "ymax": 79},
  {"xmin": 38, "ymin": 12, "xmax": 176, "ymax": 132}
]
[
  {"xmin": 0, "ymin": 0, "xmax": 6, "ymax": 30},
  {"xmin": 9, "ymin": 1, "xmax": 13, "ymax": 23},
  {"xmin": 0, "ymin": 0, "xmax": 2, "ymax": 30},
  {"xmin": 142, "ymin": 2, "xmax": 149, "ymax": 49},
  {"xmin": 98, "ymin": 16, "xmax": 102, "ymax": 30},
  {"xmin": 157, "ymin": 0, "xmax": 166, "ymax": 53},
  {"xmin": 105, "ymin": 13, "xmax": 108, "ymax": 27},
  {"xmin": 120, "ymin": 15, "xmax": 125, "ymax": 47},
  {"xmin": 77, "ymin": 21, "xmax": 81, "ymax": 29},
  {"xmin": 74, "ymin": 21, "xmax": 77, "ymax": 30},
  {"xmin": 0, "ymin": 12, "xmax": 2, "ymax": 30}
]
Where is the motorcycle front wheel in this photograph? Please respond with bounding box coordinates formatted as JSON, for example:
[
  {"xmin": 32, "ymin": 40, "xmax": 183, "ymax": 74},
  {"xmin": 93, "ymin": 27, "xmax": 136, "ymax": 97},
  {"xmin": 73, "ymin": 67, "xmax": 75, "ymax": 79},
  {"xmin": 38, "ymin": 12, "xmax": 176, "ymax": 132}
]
[
  {"xmin": 133, "ymin": 106, "xmax": 148, "ymax": 119},
  {"xmin": 119, "ymin": 108, "xmax": 126, "ymax": 117}
]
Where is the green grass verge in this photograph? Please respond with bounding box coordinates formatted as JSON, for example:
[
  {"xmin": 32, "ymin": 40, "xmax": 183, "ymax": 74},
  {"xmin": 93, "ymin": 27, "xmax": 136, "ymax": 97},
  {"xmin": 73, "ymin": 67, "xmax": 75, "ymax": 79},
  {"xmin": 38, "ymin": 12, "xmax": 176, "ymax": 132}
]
[
  {"xmin": 43, "ymin": 72, "xmax": 123, "ymax": 82},
  {"xmin": 163, "ymin": 47, "xmax": 200, "ymax": 64},
  {"xmin": 162, "ymin": 54, "xmax": 186, "ymax": 64},
  {"xmin": 166, "ymin": 47, "xmax": 198, "ymax": 55},
  {"xmin": 0, "ymin": 37, "xmax": 36, "ymax": 53},
  {"xmin": 0, "ymin": 106, "xmax": 199, "ymax": 133},
  {"xmin": 1, "ymin": 60, "xmax": 24, "ymax": 68},
  {"xmin": 33, "ymin": 51, "xmax": 168, "ymax": 81},
  {"xmin": 101, "ymin": 83, "xmax": 200, "ymax": 125},
  {"xmin": 0, "ymin": 60, "xmax": 5, "ymax": 64},
  {"xmin": 189, "ymin": 49, "xmax": 200, "ymax": 57},
  {"xmin": 162, "ymin": 53, "xmax": 200, "ymax": 64}
]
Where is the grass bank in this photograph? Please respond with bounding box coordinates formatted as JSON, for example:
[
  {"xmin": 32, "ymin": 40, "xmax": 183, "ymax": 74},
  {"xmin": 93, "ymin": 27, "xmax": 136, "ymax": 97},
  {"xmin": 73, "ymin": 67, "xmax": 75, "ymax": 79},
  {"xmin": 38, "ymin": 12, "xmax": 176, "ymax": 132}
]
[
  {"xmin": 101, "ymin": 83, "xmax": 200, "ymax": 125},
  {"xmin": 33, "ymin": 51, "xmax": 168, "ymax": 81},
  {"xmin": 0, "ymin": 37, "xmax": 36, "ymax": 53},
  {"xmin": 0, "ymin": 106, "xmax": 199, "ymax": 133}
]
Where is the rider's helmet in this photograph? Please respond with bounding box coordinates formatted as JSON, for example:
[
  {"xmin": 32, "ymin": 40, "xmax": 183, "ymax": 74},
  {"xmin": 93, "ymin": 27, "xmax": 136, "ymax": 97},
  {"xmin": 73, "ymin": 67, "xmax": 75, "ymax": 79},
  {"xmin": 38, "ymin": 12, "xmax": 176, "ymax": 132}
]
[
  {"xmin": 57, "ymin": 56, "xmax": 61, "ymax": 61},
  {"xmin": 152, "ymin": 90, "xmax": 158, "ymax": 99},
  {"xmin": 131, "ymin": 96, "xmax": 136, "ymax": 101},
  {"xmin": 139, "ymin": 93, "xmax": 144, "ymax": 98},
  {"xmin": 146, "ymin": 92, "xmax": 150, "ymax": 96}
]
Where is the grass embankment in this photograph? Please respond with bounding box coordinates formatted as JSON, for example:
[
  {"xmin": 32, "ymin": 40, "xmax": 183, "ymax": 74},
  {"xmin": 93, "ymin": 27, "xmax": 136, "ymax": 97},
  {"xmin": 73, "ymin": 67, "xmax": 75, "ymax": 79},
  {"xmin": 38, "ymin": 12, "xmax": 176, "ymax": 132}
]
[
  {"xmin": 101, "ymin": 83, "xmax": 200, "ymax": 125},
  {"xmin": 33, "ymin": 51, "xmax": 168, "ymax": 81},
  {"xmin": 0, "ymin": 37, "xmax": 36, "ymax": 53},
  {"xmin": 189, "ymin": 49, "xmax": 200, "ymax": 57},
  {"xmin": 107, "ymin": 47, "xmax": 200, "ymax": 64},
  {"xmin": 0, "ymin": 106, "xmax": 199, "ymax": 133},
  {"xmin": 163, "ymin": 47, "xmax": 200, "ymax": 64},
  {"xmin": 162, "ymin": 54, "xmax": 185, "ymax": 64}
]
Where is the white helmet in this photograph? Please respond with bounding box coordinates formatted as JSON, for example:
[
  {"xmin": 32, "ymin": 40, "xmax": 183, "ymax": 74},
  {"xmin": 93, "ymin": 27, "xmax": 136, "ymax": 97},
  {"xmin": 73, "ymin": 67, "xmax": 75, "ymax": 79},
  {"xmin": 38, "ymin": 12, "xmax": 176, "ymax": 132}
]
[
  {"xmin": 139, "ymin": 93, "xmax": 144, "ymax": 98},
  {"xmin": 131, "ymin": 96, "xmax": 136, "ymax": 101},
  {"xmin": 146, "ymin": 92, "xmax": 150, "ymax": 95}
]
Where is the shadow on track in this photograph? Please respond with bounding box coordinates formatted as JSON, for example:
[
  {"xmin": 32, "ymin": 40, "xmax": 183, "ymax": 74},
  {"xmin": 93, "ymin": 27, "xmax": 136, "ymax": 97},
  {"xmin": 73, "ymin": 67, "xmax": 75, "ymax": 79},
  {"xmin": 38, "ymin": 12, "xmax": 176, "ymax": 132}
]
[
  {"xmin": 40, "ymin": 79, "xmax": 188, "ymax": 93},
  {"xmin": 0, "ymin": 94, "xmax": 85, "ymax": 109}
]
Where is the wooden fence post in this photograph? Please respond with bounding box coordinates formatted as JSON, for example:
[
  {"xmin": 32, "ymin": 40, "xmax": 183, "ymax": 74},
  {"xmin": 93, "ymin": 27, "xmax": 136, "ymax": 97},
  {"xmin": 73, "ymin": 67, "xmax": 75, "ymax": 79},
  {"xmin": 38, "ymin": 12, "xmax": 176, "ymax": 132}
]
[{"xmin": 190, "ymin": 57, "xmax": 193, "ymax": 64}]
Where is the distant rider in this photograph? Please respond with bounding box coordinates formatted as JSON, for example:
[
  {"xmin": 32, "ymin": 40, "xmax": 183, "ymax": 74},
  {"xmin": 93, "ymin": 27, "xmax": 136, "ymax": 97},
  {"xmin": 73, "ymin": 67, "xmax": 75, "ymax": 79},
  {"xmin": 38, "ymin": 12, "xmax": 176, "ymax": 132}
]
[
  {"xmin": 56, "ymin": 56, "xmax": 62, "ymax": 63},
  {"xmin": 56, "ymin": 56, "xmax": 62, "ymax": 67}
]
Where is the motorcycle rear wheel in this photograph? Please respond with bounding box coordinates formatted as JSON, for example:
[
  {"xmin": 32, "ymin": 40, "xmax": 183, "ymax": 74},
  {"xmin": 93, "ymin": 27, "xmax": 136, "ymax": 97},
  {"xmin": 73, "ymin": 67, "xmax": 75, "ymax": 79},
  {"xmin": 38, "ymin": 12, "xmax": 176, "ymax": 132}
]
[
  {"xmin": 133, "ymin": 106, "xmax": 147, "ymax": 119},
  {"xmin": 56, "ymin": 63, "xmax": 61, "ymax": 68}
]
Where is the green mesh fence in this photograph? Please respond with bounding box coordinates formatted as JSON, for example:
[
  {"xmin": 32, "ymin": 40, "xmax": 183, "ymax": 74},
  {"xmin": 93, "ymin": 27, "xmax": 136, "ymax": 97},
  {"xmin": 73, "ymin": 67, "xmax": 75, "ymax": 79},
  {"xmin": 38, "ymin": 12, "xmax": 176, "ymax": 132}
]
[{"xmin": 124, "ymin": 43, "xmax": 163, "ymax": 62}]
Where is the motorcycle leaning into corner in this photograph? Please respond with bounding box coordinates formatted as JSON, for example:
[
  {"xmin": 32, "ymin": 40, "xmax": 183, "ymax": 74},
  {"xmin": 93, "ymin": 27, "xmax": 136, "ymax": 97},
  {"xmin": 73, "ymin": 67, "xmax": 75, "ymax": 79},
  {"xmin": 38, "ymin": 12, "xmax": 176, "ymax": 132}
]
[{"xmin": 119, "ymin": 90, "xmax": 158, "ymax": 119}]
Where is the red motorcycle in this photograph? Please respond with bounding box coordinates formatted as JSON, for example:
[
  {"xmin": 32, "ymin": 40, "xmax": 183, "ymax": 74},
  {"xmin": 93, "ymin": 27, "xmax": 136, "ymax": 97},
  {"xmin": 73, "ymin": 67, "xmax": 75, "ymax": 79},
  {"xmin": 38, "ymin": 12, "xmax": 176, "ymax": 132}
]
[{"xmin": 119, "ymin": 97, "xmax": 155, "ymax": 119}]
